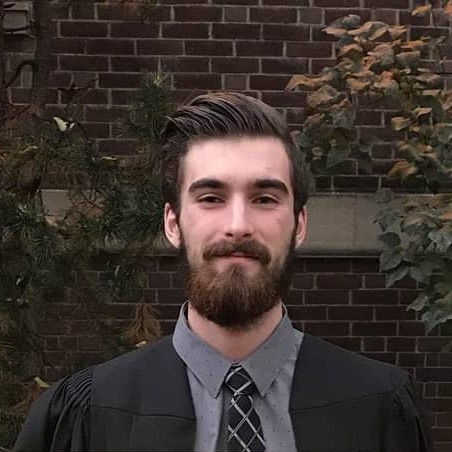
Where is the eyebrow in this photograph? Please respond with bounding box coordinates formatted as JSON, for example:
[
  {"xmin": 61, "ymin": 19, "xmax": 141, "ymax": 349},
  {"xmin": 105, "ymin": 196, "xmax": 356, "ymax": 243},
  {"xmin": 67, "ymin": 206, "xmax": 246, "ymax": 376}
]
[{"xmin": 188, "ymin": 177, "xmax": 289, "ymax": 195}]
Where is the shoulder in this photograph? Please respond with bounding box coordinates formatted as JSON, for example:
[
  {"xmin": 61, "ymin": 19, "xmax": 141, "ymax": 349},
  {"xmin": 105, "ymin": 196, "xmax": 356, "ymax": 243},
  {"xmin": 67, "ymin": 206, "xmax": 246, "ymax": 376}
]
[{"xmin": 294, "ymin": 334, "xmax": 409, "ymax": 405}]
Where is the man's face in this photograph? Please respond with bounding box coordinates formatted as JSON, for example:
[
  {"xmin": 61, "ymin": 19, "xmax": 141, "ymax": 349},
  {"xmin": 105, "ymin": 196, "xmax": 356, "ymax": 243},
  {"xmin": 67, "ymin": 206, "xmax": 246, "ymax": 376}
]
[{"xmin": 164, "ymin": 136, "xmax": 306, "ymax": 330}]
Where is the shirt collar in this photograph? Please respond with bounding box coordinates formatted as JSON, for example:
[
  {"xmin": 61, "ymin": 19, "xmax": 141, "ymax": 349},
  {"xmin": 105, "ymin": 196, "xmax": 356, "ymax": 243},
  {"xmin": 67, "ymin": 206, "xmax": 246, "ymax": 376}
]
[{"xmin": 173, "ymin": 301, "xmax": 299, "ymax": 399}]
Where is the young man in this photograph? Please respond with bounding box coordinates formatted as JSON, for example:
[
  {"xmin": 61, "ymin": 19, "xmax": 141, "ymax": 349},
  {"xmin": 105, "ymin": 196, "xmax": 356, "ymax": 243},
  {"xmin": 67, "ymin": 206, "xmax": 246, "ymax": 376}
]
[{"xmin": 14, "ymin": 93, "xmax": 431, "ymax": 452}]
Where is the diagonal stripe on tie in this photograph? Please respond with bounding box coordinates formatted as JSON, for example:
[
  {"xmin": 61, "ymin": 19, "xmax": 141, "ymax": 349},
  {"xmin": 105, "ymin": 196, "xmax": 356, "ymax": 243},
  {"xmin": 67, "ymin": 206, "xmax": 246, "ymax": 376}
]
[{"xmin": 225, "ymin": 365, "xmax": 265, "ymax": 452}]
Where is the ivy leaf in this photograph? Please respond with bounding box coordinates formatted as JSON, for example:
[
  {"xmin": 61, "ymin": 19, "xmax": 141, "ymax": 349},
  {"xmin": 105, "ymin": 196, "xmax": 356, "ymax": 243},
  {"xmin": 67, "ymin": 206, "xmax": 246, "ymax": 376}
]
[
  {"xmin": 413, "ymin": 107, "xmax": 432, "ymax": 118},
  {"xmin": 307, "ymin": 85, "xmax": 341, "ymax": 109},
  {"xmin": 429, "ymin": 227, "xmax": 452, "ymax": 253},
  {"xmin": 379, "ymin": 231, "xmax": 401, "ymax": 248},
  {"xmin": 380, "ymin": 250, "xmax": 403, "ymax": 271},
  {"xmin": 386, "ymin": 264, "xmax": 409, "ymax": 287},
  {"xmin": 388, "ymin": 160, "xmax": 417, "ymax": 178},
  {"xmin": 391, "ymin": 116, "xmax": 411, "ymax": 131},
  {"xmin": 410, "ymin": 293, "xmax": 430, "ymax": 311},
  {"xmin": 326, "ymin": 147, "xmax": 349, "ymax": 169},
  {"xmin": 346, "ymin": 77, "xmax": 369, "ymax": 92},
  {"xmin": 396, "ymin": 51, "xmax": 421, "ymax": 69},
  {"xmin": 411, "ymin": 4, "xmax": 432, "ymax": 17}
]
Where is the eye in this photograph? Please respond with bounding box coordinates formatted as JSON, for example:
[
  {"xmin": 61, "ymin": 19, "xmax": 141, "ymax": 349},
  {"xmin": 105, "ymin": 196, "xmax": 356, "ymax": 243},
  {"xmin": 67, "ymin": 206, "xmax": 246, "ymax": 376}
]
[
  {"xmin": 198, "ymin": 195, "xmax": 223, "ymax": 204},
  {"xmin": 254, "ymin": 196, "xmax": 278, "ymax": 204}
]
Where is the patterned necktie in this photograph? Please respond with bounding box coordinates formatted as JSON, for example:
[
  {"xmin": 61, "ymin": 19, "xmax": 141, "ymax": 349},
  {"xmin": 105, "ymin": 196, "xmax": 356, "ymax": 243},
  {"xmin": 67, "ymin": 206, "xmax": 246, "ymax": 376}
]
[{"xmin": 225, "ymin": 365, "xmax": 266, "ymax": 452}]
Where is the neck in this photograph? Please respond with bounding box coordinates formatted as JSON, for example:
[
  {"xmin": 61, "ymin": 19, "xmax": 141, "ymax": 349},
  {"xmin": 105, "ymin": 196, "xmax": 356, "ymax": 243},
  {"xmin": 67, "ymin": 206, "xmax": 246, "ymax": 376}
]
[{"xmin": 186, "ymin": 302, "xmax": 284, "ymax": 361}]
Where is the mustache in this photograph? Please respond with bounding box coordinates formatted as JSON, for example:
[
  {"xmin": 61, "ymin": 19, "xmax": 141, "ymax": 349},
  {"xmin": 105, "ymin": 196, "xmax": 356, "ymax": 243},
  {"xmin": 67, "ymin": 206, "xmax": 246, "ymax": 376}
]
[{"xmin": 202, "ymin": 239, "xmax": 271, "ymax": 265}]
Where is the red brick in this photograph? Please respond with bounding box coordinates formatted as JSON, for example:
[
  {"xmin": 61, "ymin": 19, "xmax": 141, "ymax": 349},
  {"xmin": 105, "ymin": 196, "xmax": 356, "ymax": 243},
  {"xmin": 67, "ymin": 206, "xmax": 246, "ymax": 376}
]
[
  {"xmin": 305, "ymin": 290, "xmax": 350, "ymax": 305},
  {"xmin": 364, "ymin": 275, "xmax": 386, "ymax": 288},
  {"xmin": 11, "ymin": 88, "xmax": 58, "ymax": 105},
  {"xmin": 373, "ymin": 9, "xmax": 398, "ymax": 24},
  {"xmin": 48, "ymin": 72, "xmax": 72, "ymax": 87},
  {"xmin": 161, "ymin": 57, "xmax": 209, "ymax": 73},
  {"xmin": 262, "ymin": 0, "xmax": 308, "ymax": 4},
  {"xmin": 86, "ymin": 106, "xmax": 127, "ymax": 122},
  {"xmin": 223, "ymin": 75, "xmax": 247, "ymax": 90},
  {"xmin": 363, "ymin": 352, "xmax": 397, "ymax": 365},
  {"xmin": 214, "ymin": 0, "xmax": 257, "ymax": 4},
  {"xmin": 306, "ymin": 258, "xmax": 351, "ymax": 273},
  {"xmin": 317, "ymin": 274, "xmax": 362, "ymax": 290},
  {"xmin": 158, "ymin": 256, "xmax": 179, "ymax": 271},
  {"xmin": 250, "ymin": 7, "xmax": 297, "ymax": 23},
  {"xmin": 212, "ymin": 57, "xmax": 259, "ymax": 73},
  {"xmin": 65, "ymin": 88, "xmax": 105, "ymax": 105},
  {"xmin": 224, "ymin": 7, "xmax": 247, "ymax": 22},
  {"xmin": 433, "ymin": 428, "xmax": 452, "ymax": 442},
  {"xmin": 60, "ymin": 21, "xmax": 108, "ymax": 37},
  {"xmin": 157, "ymin": 288, "xmax": 187, "ymax": 304},
  {"xmin": 353, "ymin": 322, "xmax": 397, "ymax": 336},
  {"xmin": 263, "ymin": 24, "xmax": 309, "ymax": 41},
  {"xmin": 52, "ymin": 4, "xmax": 70, "ymax": 19},
  {"xmin": 163, "ymin": 23, "xmax": 210, "ymax": 39},
  {"xmin": 291, "ymin": 274, "xmax": 314, "ymax": 289},
  {"xmin": 111, "ymin": 56, "xmax": 159, "ymax": 72},
  {"xmin": 111, "ymin": 90, "xmax": 136, "ymax": 105},
  {"xmin": 99, "ymin": 73, "xmax": 142, "ymax": 88},
  {"xmin": 376, "ymin": 306, "xmax": 416, "ymax": 321},
  {"xmin": 387, "ymin": 337, "xmax": 415, "ymax": 352},
  {"xmin": 314, "ymin": 0, "xmax": 359, "ymax": 5},
  {"xmin": 148, "ymin": 273, "xmax": 171, "ymax": 289},
  {"xmin": 82, "ymin": 122, "xmax": 110, "ymax": 139},
  {"xmin": 249, "ymin": 75, "xmax": 291, "ymax": 90},
  {"xmin": 174, "ymin": 73, "xmax": 221, "ymax": 90},
  {"xmin": 352, "ymin": 290, "xmax": 399, "ymax": 305},
  {"xmin": 305, "ymin": 321, "xmax": 350, "ymax": 336},
  {"xmin": 60, "ymin": 55, "xmax": 109, "ymax": 71},
  {"xmin": 173, "ymin": 6, "xmax": 222, "ymax": 21},
  {"xmin": 417, "ymin": 368, "xmax": 452, "ymax": 382},
  {"xmin": 98, "ymin": 4, "xmax": 170, "ymax": 21},
  {"xmin": 79, "ymin": 336, "xmax": 102, "ymax": 351},
  {"xmin": 137, "ymin": 39, "xmax": 183, "ymax": 55},
  {"xmin": 287, "ymin": 305, "xmax": 327, "ymax": 321},
  {"xmin": 110, "ymin": 23, "xmax": 160, "ymax": 38},
  {"xmin": 333, "ymin": 176, "xmax": 379, "ymax": 192},
  {"xmin": 98, "ymin": 139, "xmax": 136, "ymax": 155},
  {"xmin": 287, "ymin": 42, "xmax": 332, "ymax": 58},
  {"xmin": 71, "ymin": 4, "xmax": 95, "ymax": 19},
  {"xmin": 364, "ymin": 0, "xmax": 408, "ymax": 7},
  {"xmin": 298, "ymin": 7, "xmax": 323, "ymax": 24},
  {"xmin": 363, "ymin": 337, "xmax": 385, "ymax": 352},
  {"xmin": 86, "ymin": 39, "xmax": 135, "ymax": 55},
  {"xmin": 185, "ymin": 40, "xmax": 233, "ymax": 56},
  {"xmin": 418, "ymin": 338, "xmax": 452, "ymax": 352},
  {"xmin": 398, "ymin": 352, "xmax": 425, "ymax": 367},
  {"xmin": 329, "ymin": 306, "xmax": 373, "ymax": 321},
  {"xmin": 213, "ymin": 23, "xmax": 261, "ymax": 39},
  {"xmin": 438, "ymin": 383, "xmax": 452, "ymax": 397},
  {"xmin": 399, "ymin": 321, "xmax": 428, "ymax": 336},
  {"xmin": 262, "ymin": 91, "xmax": 305, "ymax": 107},
  {"xmin": 51, "ymin": 38, "xmax": 85, "ymax": 54},
  {"xmin": 328, "ymin": 337, "xmax": 361, "ymax": 351},
  {"xmin": 236, "ymin": 41, "xmax": 283, "ymax": 57}
]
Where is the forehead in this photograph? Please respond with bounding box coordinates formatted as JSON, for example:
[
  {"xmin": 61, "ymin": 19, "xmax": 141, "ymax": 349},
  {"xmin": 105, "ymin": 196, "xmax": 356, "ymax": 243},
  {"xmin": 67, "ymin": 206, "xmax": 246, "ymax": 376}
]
[{"xmin": 180, "ymin": 136, "xmax": 292, "ymax": 191}]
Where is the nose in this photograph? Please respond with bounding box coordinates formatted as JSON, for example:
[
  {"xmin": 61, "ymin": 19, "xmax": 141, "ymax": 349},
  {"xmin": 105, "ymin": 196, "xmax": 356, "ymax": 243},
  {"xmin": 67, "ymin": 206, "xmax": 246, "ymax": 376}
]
[{"xmin": 224, "ymin": 198, "xmax": 254, "ymax": 239}]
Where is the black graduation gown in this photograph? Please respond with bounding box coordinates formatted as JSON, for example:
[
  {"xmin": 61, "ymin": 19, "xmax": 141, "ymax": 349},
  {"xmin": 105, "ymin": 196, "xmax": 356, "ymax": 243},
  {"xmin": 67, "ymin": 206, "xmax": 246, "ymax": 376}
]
[{"xmin": 13, "ymin": 334, "xmax": 433, "ymax": 452}]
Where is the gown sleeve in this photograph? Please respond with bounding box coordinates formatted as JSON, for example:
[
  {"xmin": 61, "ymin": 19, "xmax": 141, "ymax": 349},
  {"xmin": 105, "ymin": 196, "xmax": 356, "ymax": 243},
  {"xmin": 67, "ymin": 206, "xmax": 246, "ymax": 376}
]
[
  {"xmin": 13, "ymin": 366, "xmax": 93, "ymax": 452},
  {"xmin": 386, "ymin": 373, "xmax": 433, "ymax": 452}
]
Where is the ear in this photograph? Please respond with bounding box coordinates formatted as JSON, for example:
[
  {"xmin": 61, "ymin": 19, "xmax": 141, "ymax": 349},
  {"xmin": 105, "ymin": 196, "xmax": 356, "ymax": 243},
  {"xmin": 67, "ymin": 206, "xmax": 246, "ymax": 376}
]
[
  {"xmin": 164, "ymin": 202, "xmax": 181, "ymax": 249},
  {"xmin": 294, "ymin": 207, "xmax": 307, "ymax": 249}
]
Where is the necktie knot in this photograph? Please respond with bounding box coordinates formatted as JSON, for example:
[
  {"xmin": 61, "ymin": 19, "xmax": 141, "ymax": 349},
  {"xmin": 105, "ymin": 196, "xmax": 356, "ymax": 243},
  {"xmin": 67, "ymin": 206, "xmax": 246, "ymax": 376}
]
[{"xmin": 225, "ymin": 365, "xmax": 256, "ymax": 397}]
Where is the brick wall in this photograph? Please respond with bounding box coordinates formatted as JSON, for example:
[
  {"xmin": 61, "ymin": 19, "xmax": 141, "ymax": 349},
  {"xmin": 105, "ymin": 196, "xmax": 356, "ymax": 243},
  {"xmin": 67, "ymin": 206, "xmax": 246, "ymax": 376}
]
[
  {"xmin": 5, "ymin": 0, "xmax": 444, "ymax": 192},
  {"xmin": 39, "ymin": 255, "xmax": 452, "ymax": 450}
]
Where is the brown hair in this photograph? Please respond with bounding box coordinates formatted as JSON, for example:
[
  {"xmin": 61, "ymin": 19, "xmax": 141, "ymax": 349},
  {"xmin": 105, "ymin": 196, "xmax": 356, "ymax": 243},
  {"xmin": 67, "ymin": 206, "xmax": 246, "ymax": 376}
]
[{"xmin": 159, "ymin": 92, "xmax": 309, "ymax": 218}]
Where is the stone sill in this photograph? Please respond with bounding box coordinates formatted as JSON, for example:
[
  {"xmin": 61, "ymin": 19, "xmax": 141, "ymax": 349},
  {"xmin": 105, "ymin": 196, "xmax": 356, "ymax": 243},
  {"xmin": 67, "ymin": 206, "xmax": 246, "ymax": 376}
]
[{"xmin": 42, "ymin": 190, "xmax": 386, "ymax": 256}]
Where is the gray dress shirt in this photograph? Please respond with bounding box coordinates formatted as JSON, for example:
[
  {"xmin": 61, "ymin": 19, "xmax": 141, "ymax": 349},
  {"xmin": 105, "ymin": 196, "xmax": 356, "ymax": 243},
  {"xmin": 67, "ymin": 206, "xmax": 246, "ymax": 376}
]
[{"xmin": 173, "ymin": 302, "xmax": 304, "ymax": 452}]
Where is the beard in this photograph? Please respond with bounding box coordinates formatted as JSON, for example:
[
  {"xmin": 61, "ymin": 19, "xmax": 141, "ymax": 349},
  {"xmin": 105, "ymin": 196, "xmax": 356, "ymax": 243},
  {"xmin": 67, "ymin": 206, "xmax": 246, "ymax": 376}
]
[{"xmin": 181, "ymin": 233, "xmax": 296, "ymax": 331}]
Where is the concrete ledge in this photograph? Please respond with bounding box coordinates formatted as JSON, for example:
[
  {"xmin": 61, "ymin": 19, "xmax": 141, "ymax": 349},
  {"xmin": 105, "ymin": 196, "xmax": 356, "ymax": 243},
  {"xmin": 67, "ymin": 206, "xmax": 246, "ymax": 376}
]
[{"xmin": 42, "ymin": 190, "xmax": 383, "ymax": 256}]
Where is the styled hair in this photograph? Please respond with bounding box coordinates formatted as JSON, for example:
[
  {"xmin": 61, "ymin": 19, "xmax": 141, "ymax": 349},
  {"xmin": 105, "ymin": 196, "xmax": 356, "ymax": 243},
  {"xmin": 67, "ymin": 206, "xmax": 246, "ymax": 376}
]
[{"xmin": 159, "ymin": 92, "xmax": 309, "ymax": 218}]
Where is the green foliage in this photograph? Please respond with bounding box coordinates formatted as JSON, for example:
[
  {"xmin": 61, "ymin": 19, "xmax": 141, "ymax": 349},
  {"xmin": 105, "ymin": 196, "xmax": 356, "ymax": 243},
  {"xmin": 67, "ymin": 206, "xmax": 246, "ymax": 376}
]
[
  {"xmin": 0, "ymin": 72, "xmax": 172, "ymax": 447},
  {"xmin": 287, "ymin": 8, "xmax": 452, "ymax": 332}
]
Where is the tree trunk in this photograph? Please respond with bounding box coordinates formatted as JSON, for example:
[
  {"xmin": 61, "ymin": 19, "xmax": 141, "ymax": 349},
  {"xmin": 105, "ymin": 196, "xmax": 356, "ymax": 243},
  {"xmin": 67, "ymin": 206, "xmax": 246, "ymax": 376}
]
[{"xmin": 30, "ymin": 0, "xmax": 52, "ymax": 116}]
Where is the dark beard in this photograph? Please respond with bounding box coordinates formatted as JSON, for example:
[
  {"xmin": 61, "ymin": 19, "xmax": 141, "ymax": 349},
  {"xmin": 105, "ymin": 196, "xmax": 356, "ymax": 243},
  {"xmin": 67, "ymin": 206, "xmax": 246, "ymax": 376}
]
[{"xmin": 181, "ymin": 235, "xmax": 295, "ymax": 330}]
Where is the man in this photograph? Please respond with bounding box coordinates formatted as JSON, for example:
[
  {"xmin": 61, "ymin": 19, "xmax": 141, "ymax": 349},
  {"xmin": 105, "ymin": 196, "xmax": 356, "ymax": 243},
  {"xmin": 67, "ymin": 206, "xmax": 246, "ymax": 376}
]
[{"xmin": 14, "ymin": 92, "xmax": 431, "ymax": 452}]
